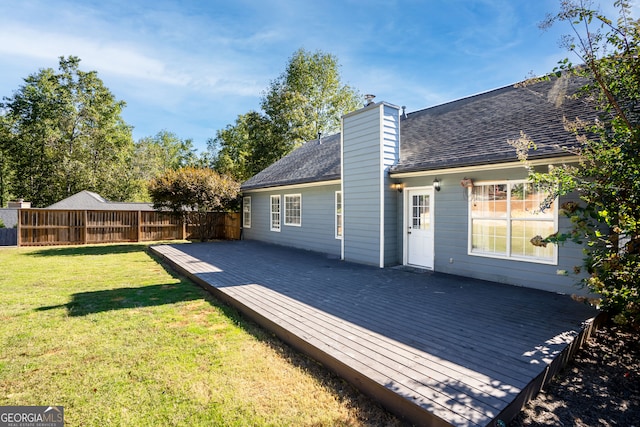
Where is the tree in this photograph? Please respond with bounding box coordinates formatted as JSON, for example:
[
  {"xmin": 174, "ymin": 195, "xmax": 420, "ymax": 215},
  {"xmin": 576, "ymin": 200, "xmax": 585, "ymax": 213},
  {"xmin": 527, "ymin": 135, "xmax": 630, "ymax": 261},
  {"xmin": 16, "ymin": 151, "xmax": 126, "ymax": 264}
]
[
  {"xmin": 0, "ymin": 121, "xmax": 12, "ymax": 207},
  {"xmin": 520, "ymin": 0, "xmax": 640, "ymax": 328},
  {"xmin": 208, "ymin": 111, "xmax": 281, "ymax": 182},
  {"xmin": 123, "ymin": 130, "xmax": 199, "ymax": 200},
  {"xmin": 134, "ymin": 130, "xmax": 198, "ymax": 179},
  {"xmin": 148, "ymin": 167, "xmax": 240, "ymax": 240},
  {"xmin": 0, "ymin": 56, "xmax": 135, "ymax": 207},
  {"xmin": 262, "ymin": 48, "xmax": 361, "ymax": 145},
  {"xmin": 207, "ymin": 48, "xmax": 361, "ymax": 181}
]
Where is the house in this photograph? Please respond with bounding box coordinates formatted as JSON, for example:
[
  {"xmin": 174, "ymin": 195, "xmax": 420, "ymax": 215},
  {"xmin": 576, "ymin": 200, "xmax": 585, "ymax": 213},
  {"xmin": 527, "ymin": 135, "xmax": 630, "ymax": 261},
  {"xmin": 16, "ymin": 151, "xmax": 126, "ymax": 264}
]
[
  {"xmin": 240, "ymin": 75, "xmax": 597, "ymax": 294},
  {"xmin": 46, "ymin": 190, "xmax": 155, "ymax": 211}
]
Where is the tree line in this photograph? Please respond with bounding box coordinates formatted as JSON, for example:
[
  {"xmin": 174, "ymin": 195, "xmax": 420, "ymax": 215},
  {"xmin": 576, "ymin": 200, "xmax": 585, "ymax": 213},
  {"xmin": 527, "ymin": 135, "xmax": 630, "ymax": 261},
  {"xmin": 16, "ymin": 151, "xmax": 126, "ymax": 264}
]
[{"xmin": 0, "ymin": 49, "xmax": 361, "ymax": 209}]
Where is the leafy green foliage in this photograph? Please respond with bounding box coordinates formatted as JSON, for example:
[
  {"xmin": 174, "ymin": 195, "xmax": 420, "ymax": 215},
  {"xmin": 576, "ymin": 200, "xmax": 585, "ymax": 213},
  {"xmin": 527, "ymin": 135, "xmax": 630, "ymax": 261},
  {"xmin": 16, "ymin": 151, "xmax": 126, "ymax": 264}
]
[
  {"xmin": 148, "ymin": 167, "xmax": 240, "ymax": 240},
  {"xmin": 149, "ymin": 167, "xmax": 240, "ymax": 213},
  {"xmin": 134, "ymin": 130, "xmax": 198, "ymax": 177},
  {"xmin": 527, "ymin": 0, "xmax": 640, "ymax": 328},
  {"xmin": 0, "ymin": 56, "xmax": 136, "ymax": 207},
  {"xmin": 262, "ymin": 48, "xmax": 361, "ymax": 145},
  {"xmin": 207, "ymin": 48, "xmax": 361, "ymax": 181},
  {"xmin": 208, "ymin": 111, "xmax": 282, "ymax": 182},
  {"xmin": 125, "ymin": 130, "xmax": 199, "ymax": 200},
  {"xmin": 0, "ymin": 142, "xmax": 12, "ymax": 207}
]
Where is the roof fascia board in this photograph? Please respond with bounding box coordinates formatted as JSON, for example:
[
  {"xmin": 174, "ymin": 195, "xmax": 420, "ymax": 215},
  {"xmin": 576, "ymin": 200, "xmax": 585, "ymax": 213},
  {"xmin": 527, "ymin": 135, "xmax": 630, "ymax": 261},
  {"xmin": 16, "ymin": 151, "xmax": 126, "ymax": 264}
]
[
  {"xmin": 242, "ymin": 179, "xmax": 341, "ymax": 193},
  {"xmin": 389, "ymin": 156, "xmax": 579, "ymax": 178}
]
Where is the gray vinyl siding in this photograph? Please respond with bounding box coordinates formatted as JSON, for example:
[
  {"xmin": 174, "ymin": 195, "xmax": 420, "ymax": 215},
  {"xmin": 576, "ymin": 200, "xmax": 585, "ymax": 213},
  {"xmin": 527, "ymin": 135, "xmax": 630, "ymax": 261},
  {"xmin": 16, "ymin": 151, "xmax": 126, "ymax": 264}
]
[
  {"xmin": 398, "ymin": 168, "xmax": 587, "ymax": 295},
  {"xmin": 242, "ymin": 183, "xmax": 341, "ymax": 256},
  {"xmin": 342, "ymin": 103, "xmax": 401, "ymax": 267},
  {"xmin": 342, "ymin": 105, "xmax": 383, "ymax": 266}
]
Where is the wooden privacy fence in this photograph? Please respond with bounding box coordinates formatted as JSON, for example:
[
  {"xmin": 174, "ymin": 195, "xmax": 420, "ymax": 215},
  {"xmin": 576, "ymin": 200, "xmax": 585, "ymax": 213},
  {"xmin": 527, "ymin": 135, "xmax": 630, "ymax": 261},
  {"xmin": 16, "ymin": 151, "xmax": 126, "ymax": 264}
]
[{"xmin": 18, "ymin": 209, "xmax": 241, "ymax": 247}]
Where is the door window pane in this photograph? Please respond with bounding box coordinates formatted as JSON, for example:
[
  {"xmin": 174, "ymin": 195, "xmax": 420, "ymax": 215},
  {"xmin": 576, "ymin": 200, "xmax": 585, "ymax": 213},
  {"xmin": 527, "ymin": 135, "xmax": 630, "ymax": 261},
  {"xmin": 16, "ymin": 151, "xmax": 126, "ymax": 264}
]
[{"xmin": 412, "ymin": 194, "xmax": 430, "ymax": 231}]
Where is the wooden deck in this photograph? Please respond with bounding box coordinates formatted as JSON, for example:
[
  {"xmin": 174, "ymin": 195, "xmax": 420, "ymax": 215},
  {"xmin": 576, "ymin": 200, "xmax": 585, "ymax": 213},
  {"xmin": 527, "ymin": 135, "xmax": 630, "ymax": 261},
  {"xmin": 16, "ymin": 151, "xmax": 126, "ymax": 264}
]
[{"xmin": 150, "ymin": 241, "xmax": 600, "ymax": 427}]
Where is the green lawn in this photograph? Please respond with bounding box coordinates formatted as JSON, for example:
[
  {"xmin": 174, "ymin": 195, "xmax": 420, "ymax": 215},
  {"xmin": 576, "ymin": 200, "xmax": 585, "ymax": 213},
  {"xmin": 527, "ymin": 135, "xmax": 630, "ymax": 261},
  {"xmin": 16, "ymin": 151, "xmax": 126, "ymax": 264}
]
[{"xmin": 0, "ymin": 244, "xmax": 399, "ymax": 426}]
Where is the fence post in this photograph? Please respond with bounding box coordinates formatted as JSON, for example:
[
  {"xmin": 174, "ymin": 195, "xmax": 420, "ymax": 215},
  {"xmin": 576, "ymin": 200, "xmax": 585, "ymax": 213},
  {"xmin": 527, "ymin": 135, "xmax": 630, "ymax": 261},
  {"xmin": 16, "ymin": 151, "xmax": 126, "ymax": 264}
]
[
  {"xmin": 83, "ymin": 210, "xmax": 88, "ymax": 245},
  {"xmin": 17, "ymin": 209, "xmax": 21, "ymax": 247},
  {"xmin": 137, "ymin": 210, "xmax": 142, "ymax": 242}
]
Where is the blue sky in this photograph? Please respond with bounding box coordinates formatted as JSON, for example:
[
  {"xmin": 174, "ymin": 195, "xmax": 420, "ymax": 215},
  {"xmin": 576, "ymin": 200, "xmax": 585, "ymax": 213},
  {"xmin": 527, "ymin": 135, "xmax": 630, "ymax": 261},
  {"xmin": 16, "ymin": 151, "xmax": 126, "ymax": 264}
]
[{"xmin": 0, "ymin": 0, "xmax": 631, "ymax": 153}]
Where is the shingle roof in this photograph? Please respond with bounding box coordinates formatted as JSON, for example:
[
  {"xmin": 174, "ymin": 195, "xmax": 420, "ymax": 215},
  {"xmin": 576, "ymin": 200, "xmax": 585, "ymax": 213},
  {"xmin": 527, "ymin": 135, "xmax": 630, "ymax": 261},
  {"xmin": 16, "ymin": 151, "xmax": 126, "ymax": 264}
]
[
  {"xmin": 392, "ymin": 75, "xmax": 595, "ymax": 173},
  {"xmin": 241, "ymin": 133, "xmax": 341, "ymax": 190},
  {"xmin": 241, "ymin": 75, "xmax": 597, "ymax": 190}
]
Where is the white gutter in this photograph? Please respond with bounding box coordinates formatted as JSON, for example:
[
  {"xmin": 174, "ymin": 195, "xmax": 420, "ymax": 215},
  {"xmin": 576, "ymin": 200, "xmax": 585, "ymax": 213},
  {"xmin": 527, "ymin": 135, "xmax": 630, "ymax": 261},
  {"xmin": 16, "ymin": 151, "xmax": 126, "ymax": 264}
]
[
  {"xmin": 389, "ymin": 156, "xmax": 579, "ymax": 178},
  {"xmin": 242, "ymin": 179, "xmax": 341, "ymax": 193}
]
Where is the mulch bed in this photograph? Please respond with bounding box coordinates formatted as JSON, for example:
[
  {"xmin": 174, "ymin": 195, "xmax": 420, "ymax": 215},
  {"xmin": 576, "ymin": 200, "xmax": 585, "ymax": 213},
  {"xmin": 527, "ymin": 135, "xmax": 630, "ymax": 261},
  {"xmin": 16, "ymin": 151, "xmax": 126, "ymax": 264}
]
[{"xmin": 510, "ymin": 321, "xmax": 640, "ymax": 426}]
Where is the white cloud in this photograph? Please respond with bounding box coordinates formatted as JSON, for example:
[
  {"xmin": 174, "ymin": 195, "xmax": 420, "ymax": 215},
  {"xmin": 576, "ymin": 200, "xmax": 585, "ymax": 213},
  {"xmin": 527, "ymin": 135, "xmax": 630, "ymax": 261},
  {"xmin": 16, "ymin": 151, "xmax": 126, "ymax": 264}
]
[
  {"xmin": 0, "ymin": 24, "xmax": 188, "ymax": 85},
  {"xmin": 0, "ymin": 21, "xmax": 273, "ymax": 103}
]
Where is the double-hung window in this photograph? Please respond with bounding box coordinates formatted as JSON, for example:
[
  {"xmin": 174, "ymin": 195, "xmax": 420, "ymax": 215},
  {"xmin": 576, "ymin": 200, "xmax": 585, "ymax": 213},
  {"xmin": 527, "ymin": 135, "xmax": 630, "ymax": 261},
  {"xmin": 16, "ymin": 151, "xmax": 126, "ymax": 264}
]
[
  {"xmin": 335, "ymin": 191, "xmax": 342, "ymax": 239},
  {"xmin": 284, "ymin": 194, "xmax": 301, "ymax": 226},
  {"xmin": 242, "ymin": 196, "xmax": 251, "ymax": 228},
  {"xmin": 270, "ymin": 195, "xmax": 281, "ymax": 232},
  {"xmin": 469, "ymin": 181, "xmax": 557, "ymax": 264}
]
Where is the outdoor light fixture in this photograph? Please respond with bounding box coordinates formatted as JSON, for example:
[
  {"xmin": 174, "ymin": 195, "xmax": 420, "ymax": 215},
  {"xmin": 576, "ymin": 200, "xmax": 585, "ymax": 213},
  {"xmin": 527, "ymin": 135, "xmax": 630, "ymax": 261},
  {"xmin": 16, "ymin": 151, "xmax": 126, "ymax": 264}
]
[
  {"xmin": 391, "ymin": 182, "xmax": 404, "ymax": 192},
  {"xmin": 433, "ymin": 178, "xmax": 441, "ymax": 192},
  {"xmin": 460, "ymin": 177, "xmax": 474, "ymax": 188}
]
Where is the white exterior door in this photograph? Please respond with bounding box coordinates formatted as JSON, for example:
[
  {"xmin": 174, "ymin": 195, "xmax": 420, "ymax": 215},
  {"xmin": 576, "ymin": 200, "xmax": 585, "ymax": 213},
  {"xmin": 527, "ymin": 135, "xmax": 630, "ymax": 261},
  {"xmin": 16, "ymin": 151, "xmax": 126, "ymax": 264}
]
[{"xmin": 406, "ymin": 188, "xmax": 434, "ymax": 269}]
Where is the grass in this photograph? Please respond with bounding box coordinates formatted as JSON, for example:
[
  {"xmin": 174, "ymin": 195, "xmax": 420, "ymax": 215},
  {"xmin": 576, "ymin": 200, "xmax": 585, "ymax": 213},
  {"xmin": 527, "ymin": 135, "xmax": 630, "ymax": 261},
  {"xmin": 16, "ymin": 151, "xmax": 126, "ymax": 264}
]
[{"xmin": 0, "ymin": 243, "xmax": 400, "ymax": 426}]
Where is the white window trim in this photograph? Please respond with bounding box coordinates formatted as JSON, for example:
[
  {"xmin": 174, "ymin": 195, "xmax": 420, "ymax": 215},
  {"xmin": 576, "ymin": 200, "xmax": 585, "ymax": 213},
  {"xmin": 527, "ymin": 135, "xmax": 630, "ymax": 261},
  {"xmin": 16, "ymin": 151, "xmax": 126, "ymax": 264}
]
[
  {"xmin": 270, "ymin": 195, "xmax": 281, "ymax": 232},
  {"xmin": 242, "ymin": 196, "xmax": 251, "ymax": 229},
  {"xmin": 284, "ymin": 193, "xmax": 302, "ymax": 227},
  {"xmin": 335, "ymin": 191, "xmax": 342, "ymax": 239},
  {"xmin": 467, "ymin": 180, "xmax": 559, "ymax": 265}
]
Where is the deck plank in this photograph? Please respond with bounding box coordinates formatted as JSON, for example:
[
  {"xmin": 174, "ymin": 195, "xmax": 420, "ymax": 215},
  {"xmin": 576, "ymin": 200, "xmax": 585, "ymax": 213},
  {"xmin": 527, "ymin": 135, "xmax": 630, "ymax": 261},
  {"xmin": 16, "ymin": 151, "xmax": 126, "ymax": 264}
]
[
  {"xmin": 221, "ymin": 284, "xmax": 488, "ymax": 426},
  {"xmin": 235, "ymin": 283, "xmax": 513, "ymax": 408},
  {"xmin": 151, "ymin": 241, "xmax": 599, "ymax": 427}
]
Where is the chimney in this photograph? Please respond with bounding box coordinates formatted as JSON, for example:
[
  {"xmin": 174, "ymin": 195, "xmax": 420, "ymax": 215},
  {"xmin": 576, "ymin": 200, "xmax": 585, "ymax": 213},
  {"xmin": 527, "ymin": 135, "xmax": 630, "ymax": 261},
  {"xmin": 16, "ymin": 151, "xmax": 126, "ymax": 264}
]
[
  {"xmin": 364, "ymin": 94, "xmax": 376, "ymax": 106},
  {"xmin": 8, "ymin": 199, "xmax": 31, "ymax": 208}
]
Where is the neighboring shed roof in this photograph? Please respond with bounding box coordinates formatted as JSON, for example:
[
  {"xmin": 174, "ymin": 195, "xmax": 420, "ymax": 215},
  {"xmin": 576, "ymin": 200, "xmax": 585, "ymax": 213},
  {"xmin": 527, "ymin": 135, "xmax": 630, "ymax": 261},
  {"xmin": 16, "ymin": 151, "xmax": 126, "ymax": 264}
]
[
  {"xmin": 241, "ymin": 75, "xmax": 597, "ymax": 191},
  {"xmin": 241, "ymin": 133, "xmax": 341, "ymax": 191},
  {"xmin": 46, "ymin": 190, "xmax": 155, "ymax": 211}
]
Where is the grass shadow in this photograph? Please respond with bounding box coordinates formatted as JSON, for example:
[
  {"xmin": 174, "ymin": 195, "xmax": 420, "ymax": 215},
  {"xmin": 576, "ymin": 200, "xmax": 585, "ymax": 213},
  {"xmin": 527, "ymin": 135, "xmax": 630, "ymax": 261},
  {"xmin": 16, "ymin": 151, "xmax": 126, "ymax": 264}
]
[
  {"xmin": 25, "ymin": 244, "xmax": 147, "ymax": 257},
  {"xmin": 37, "ymin": 282, "xmax": 204, "ymax": 316},
  {"xmin": 24, "ymin": 241, "xmax": 191, "ymax": 257}
]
